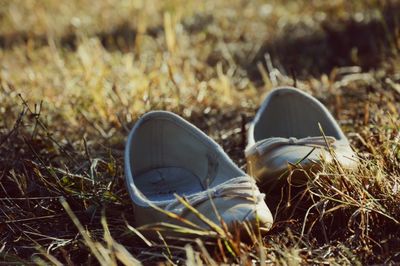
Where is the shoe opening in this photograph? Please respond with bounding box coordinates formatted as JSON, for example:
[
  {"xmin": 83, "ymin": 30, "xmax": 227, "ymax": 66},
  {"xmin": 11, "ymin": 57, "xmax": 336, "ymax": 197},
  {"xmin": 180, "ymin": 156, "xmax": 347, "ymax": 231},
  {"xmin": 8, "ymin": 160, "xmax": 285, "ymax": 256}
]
[
  {"xmin": 126, "ymin": 112, "xmax": 242, "ymax": 202},
  {"xmin": 254, "ymin": 88, "xmax": 342, "ymax": 142}
]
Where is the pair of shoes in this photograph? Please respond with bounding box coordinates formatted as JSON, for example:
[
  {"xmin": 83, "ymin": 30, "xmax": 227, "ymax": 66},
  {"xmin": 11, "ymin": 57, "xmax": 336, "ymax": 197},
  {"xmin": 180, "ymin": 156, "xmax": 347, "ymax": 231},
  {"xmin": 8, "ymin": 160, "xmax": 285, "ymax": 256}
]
[{"xmin": 124, "ymin": 87, "xmax": 358, "ymax": 236}]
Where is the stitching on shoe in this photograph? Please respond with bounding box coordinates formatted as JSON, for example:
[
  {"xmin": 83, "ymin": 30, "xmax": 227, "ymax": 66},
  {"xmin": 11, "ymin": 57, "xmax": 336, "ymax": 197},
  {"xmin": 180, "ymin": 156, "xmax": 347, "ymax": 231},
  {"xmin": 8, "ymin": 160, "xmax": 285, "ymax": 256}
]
[{"xmin": 203, "ymin": 153, "xmax": 219, "ymax": 189}]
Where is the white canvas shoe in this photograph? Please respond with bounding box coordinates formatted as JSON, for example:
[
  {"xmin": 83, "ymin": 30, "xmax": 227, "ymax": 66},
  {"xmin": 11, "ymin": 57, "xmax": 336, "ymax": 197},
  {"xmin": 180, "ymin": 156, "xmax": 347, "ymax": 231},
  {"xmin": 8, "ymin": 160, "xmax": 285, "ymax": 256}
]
[
  {"xmin": 246, "ymin": 87, "xmax": 358, "ymax": 184},
  {"xmin": 125, "ymin": 111, "xmax": 273, "ymax": 236}
]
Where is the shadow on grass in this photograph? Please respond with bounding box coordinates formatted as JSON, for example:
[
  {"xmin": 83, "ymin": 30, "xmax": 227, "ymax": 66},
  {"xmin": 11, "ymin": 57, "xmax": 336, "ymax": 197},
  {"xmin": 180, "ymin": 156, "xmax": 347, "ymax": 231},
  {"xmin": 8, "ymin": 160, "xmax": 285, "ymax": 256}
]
[
  {"xmin": 0, "ymin": 13, "xmax": 213, "ymax": 52},
  {"xmin": 0, "ymin": 22, "xmax": 142, "ymax": 52},
  {"xmin": 247, "ymin": 2, "xmax": 400, "ymax": 80}
]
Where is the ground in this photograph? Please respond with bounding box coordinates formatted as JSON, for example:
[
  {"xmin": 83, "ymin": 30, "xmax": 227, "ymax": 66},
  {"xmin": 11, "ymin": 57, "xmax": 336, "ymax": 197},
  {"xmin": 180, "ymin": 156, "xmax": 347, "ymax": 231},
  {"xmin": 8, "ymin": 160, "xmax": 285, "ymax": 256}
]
[{"xmin": 0, "ymin": 0, "xmax": 400, "ymax": 265}]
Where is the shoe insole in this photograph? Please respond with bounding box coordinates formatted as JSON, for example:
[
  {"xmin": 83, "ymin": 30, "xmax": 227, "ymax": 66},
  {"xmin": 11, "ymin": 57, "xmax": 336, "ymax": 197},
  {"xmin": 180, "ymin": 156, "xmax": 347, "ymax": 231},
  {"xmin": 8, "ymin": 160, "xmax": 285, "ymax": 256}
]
[{"xmin": 134, "ymin": 167, "xmax": 204, "ymax": 201}]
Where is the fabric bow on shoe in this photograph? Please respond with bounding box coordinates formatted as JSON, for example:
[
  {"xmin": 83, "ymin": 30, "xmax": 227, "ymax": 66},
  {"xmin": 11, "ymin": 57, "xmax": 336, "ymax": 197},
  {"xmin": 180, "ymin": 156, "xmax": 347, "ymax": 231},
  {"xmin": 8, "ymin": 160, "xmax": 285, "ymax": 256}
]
[
  {"xmin": 165, "ymin": 176, "xmax": 264, "ymax": 215},
  {"xmin": 247, "ymin": 136, "xmax": 337, "ymax": 156}
]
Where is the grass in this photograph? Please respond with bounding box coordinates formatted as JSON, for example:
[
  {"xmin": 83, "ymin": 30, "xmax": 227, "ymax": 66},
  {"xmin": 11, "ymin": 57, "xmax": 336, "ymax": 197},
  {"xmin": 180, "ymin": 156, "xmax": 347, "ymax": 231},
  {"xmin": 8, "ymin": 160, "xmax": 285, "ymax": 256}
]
[{"xmin": 0, "ymin": 0, "xmax": 400, "ymax": 264}]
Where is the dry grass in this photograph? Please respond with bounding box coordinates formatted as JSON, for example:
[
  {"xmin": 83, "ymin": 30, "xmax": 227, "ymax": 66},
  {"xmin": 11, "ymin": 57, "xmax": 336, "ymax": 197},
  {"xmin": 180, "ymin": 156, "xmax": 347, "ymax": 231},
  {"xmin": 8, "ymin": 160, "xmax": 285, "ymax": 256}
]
[{"xmin": 1, "ymin": 0, "xmax": 400, "ymax": 264}]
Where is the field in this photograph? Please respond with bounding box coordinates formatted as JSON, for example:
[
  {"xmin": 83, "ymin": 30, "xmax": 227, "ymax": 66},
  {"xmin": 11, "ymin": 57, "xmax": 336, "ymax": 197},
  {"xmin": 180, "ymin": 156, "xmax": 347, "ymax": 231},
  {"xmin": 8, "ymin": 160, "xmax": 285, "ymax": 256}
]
[{"xmin": 1, "ymin": 0, "xmax": 400, "ymax": 264}]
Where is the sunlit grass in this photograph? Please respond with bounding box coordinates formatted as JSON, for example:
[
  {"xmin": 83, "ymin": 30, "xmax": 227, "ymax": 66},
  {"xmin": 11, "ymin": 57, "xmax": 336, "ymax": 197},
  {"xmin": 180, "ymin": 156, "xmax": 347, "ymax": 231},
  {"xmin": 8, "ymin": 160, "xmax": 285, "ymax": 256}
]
[{"xmin": 0, "ymin": 0, "xmax": 400, "ymax": 264}]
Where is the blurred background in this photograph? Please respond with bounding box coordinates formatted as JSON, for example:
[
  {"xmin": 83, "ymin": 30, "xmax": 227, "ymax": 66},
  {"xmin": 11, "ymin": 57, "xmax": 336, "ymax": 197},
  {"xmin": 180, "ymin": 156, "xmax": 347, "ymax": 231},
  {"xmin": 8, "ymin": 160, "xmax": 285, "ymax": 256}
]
[
  {"xmin": 1, "ymin": 0, "xmax": 400, "ymax": 264},
  {"xmin": 1, "ymin": 0, "xmax": 398, "ymax": 109}
]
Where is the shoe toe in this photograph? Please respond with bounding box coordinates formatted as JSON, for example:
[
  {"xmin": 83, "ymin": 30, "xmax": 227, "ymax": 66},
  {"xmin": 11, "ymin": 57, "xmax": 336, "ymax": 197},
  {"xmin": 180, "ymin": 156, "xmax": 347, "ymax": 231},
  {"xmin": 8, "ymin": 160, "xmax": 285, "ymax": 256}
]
[
  {"xmin": 256, "ymin": 145, "xmax": 328, "ymax": 179},
  {"xmin": 249, "ymin": 144, "xmax": 358, "ymax": 185},
  {"xmin": 182, "ymin": 196, "xmax": 273, "ymax": 234},
  {"xmin": 242, "ymin": 201, "xmax": 273, "ymax": 231},
  {"xmin": 271, "ymin": 145, "xmax": 329, "ymax": 165},
  {"xmin": 220, "ymin": 200, "xmax": 273, "ymax": 232}
]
